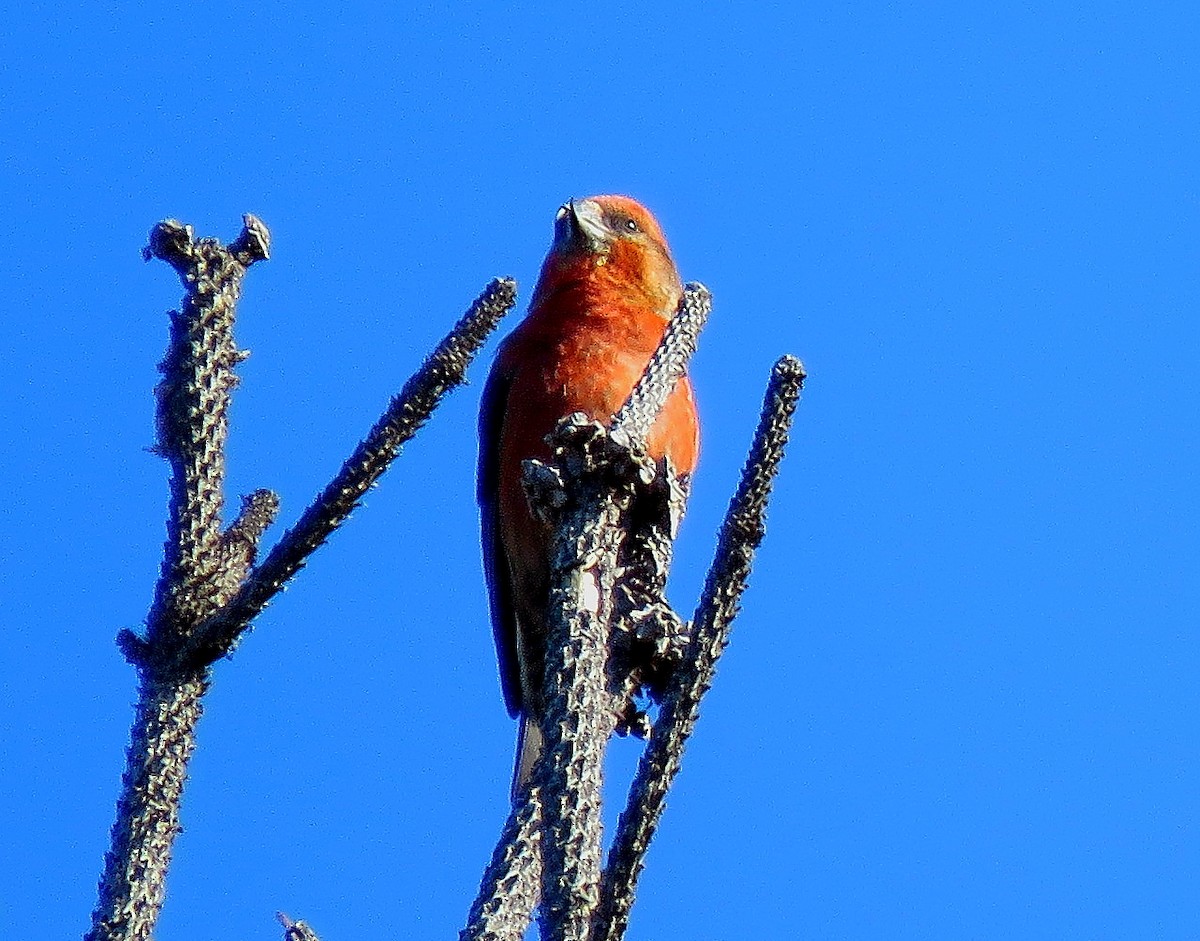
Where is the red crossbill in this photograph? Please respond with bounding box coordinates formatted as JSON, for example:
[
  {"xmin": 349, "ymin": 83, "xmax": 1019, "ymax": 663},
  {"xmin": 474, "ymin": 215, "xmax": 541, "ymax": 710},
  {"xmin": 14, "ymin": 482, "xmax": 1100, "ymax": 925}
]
[{"xmin": 478, "ymin": 195, "xmax": 700, "ymax": 799}]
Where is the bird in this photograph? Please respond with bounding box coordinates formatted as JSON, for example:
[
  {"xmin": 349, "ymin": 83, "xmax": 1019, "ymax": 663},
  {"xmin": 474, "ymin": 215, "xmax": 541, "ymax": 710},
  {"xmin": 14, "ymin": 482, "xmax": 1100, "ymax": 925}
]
[{"xmin": 477, "ymin": 195, "xmax": 700, "ymax": 800}]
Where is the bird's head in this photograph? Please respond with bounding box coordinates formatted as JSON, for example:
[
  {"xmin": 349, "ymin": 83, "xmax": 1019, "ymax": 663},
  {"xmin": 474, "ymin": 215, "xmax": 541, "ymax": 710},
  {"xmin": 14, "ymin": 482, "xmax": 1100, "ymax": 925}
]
[{"xmin": 532, "ymin": 195, "xmax": 683, "ymax": 319}]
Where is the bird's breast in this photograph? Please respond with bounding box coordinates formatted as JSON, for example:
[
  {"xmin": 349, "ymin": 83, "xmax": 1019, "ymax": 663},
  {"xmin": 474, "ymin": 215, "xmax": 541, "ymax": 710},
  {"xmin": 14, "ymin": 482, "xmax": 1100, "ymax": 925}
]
[{"xmin": 501, "ymin": 316, "xmax": 699, "ymax": 477}]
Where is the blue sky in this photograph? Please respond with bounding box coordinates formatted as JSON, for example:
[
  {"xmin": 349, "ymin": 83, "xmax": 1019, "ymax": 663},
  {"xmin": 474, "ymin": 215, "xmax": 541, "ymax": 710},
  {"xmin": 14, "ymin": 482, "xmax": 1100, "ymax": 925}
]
[{"xmin": 2, "ymin": 2, "xmax": 1197, "ymax": 938}]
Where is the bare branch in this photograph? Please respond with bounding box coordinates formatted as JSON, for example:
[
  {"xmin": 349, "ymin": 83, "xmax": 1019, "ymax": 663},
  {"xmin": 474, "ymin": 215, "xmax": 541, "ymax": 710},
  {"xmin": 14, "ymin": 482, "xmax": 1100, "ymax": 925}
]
[
  {"xmin": 465, "ymin": 286, "xmax": 715, "ymax": 941},
  {"xmin": 532, "ymin": 418, "xmax": 652, "ymax": 941},
  {"xmin": 461, "ymin": 791, "xmax": 545, "ymax": 941},
  {"xmin": 92, "ymin": 216, "xmax": 514, "ymax": 941},
  {"xmin": 220, "ymin": 489, "xmax": 282, "ymax": 587},
  {"xmin": 88, "ymin": 217, "xmax": 270, "ymax": 941},
  {"xmin": 597, "ymin": 355, "xmax": 806, "ymax": 941},
  {"xmin": 611, "ymin": 283, "xmax": 711, "ymax": 448},
  {"xmin": 278, "ymin": 912, "xmax": 322, "ymax": 941},
  {"xmin": 87, "ymin": 670, "xmax": 210, "ymax": 941},
  {"xmin": 143, "ymin": 214, "xmax": 269, "ymax": 650},
  {"xmin": 496, "ymin": 289, "xmax": 711, "ymax": 938},
  {"xmin": 178, "ymin": 276, "xmax": 518, "ymax": 669},
  {"xmin": 105, "ymin": 205, "xmax": 794, "ymax": 941}
]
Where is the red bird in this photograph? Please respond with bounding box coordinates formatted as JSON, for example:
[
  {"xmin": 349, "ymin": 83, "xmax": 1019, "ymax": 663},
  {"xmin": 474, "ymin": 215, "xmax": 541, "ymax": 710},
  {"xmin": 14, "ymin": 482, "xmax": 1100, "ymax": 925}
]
[{"xmin": 478, "ymin": 195, "xmax": 700, "ymax": 798}]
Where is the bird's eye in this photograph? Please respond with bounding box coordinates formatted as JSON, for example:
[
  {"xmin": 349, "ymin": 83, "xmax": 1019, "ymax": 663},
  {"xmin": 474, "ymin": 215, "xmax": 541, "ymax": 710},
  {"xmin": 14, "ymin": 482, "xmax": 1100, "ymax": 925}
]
[{"xmin": 615, "ymin": 215, "xmax": 640, "ymax": 234}]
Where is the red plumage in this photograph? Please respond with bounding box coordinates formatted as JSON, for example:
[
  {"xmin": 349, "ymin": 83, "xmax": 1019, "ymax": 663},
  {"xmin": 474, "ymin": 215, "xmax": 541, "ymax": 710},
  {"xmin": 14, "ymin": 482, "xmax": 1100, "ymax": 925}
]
[{"xmin": 478, "ymin": 195, "xmax": 699, "ymax": 797}]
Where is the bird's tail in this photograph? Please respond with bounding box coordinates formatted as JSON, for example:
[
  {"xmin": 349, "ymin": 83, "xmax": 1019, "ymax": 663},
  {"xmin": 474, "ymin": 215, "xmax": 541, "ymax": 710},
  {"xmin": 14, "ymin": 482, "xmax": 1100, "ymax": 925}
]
[{"xmin": 510, "ymin": 715, "xmax": 545, "ymax": 803}]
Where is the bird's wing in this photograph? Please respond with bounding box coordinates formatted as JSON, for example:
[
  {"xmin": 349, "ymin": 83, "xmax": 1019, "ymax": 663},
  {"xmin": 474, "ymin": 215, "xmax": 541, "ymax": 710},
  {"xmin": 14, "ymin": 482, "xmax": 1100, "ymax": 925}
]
[{"xmin": 478, "ymin": 350, "xmax": 523, "ymax": 718}]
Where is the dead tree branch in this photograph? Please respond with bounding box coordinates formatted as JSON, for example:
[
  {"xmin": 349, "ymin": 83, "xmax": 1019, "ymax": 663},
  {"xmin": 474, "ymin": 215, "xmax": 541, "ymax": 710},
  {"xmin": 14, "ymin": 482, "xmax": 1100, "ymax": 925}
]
[
  {"xmin": 88, "ymin": 216, "xmax": 515, "ymax": 941},
  {"xmin": 462, "ymin": 791, "xmax": 546, "ymax": 941},
  {"xmin": 177, "ymin": 273, "xmax": 517, "ymax": 671},
  {"xmin": 597, "ymin": 354, "xmax": 806, "ymax": 941},
  {"xmin": 536, "ymin": 284, "xmax": 715, "ymax": 941},
  {"xmin": 88, "ymin": 216, "xmax": 272, "ymax": 941}
]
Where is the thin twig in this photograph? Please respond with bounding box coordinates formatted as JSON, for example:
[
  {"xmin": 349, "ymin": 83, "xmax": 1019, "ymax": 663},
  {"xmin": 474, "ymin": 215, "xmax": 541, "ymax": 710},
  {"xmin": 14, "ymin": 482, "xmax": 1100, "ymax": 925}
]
[
  {"xmin": 597, "ymin": 355, "xmax": 806, "ymax": 941},
  {"xmin": 611, "ymin": 283, "xmax": 711, "ymax": 447},
  {"xmin": 178, "ymin": 276, "xmax": 517, "ymax": 669}
]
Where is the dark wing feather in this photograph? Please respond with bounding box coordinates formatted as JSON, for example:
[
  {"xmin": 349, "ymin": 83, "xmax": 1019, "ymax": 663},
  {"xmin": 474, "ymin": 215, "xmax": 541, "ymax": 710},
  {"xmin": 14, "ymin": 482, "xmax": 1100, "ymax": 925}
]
[{"xmin": 477, "ymin": 351, "xmax": 523, "ymax": 718}]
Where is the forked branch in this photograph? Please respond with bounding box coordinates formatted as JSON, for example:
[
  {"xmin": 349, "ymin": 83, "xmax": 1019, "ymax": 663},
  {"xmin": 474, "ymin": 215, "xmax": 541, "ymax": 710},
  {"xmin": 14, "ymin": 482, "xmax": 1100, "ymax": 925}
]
[{"xmin": 89, "ymin": 216, "xmax": 515, "ymax": 941}]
